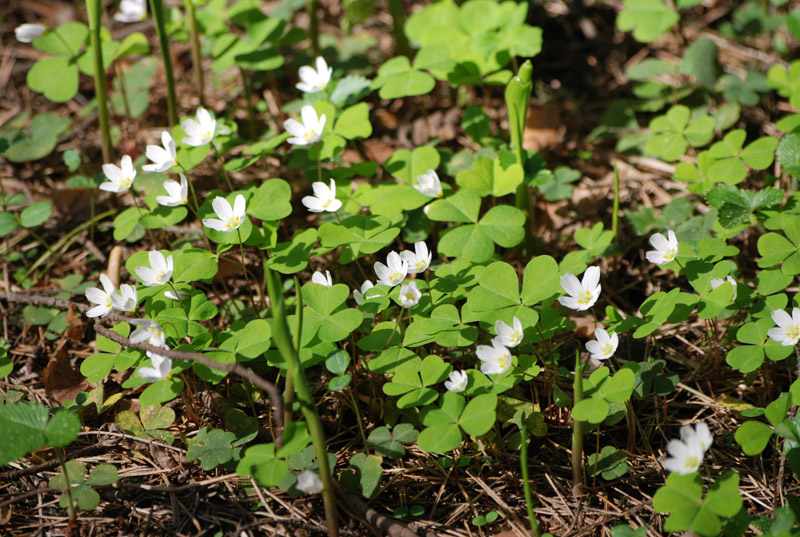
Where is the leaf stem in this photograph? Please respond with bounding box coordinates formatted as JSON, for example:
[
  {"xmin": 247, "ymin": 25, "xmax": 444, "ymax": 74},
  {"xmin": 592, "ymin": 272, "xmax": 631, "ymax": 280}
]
[
  {"xmin": 55, "ymin": 448, "xmax": 77, "ymax": 522},
  {"xmin": 150, "ymin": 0, "xmax": 179, "ymax": 126},
  {"xmin": 236, "ymin": 227, "xmax": 261, "ymax": 318},
  {"xmin": 519, "ymin": 420, "xmax": 541, "ymax": 537},
  {"xmin": 612, "ymin": 160, "xmax": 620, "ymax": 243},
  {"xmin": 184, "ymin": 0, "xmax": 205, "ymax": 106},
  {"xmin": 572, "ymin": 349, "xmax": 584, "ymax": 497}
]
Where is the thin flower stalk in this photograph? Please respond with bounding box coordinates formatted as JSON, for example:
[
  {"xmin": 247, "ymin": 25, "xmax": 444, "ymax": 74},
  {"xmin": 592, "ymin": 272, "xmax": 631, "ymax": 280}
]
[
  {"xmin": 86, "ymin": 0, "xmax": 112, "ymax": 162},
  {"xmin": 184, "ymin": 0, "xmax": 205, "ymax": 106},
  {"xmin": 149, "ymin": 0, "xmax": 178, "ymax": 126}
]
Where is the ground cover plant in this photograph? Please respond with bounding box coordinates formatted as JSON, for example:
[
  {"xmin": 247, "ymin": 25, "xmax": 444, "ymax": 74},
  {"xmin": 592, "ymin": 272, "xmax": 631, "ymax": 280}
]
[{"xmin": 2, "ymin": 0, "xmax": 800, "ymax": 535}]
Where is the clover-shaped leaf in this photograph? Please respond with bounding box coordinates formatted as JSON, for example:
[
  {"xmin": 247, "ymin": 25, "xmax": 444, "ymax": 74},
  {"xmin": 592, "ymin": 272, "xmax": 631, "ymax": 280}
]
[
  {"xmin": 187, "ymin": 427, "xmax": 237, "ymax": 470},
  {"xmin": 456, "ymin": 156, "xmax": 523, "ymax": 198},
  {"xmin": 417, "ymin": 392, "xmax": 498, "ymax": 453},
  {"xmin": 616, "ymin": 0, "xmax": 679, "ymax": 43},
  {"xmin": 302, "ymin": 283, "xmax": 362, "ymax": 343}
]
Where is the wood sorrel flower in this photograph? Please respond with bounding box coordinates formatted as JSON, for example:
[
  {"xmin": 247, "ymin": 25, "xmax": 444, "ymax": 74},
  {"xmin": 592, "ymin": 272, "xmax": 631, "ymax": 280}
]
[
  {"xmin": 143, "ymin": 131, "xmax": 176, "ymax": 172},
  {"xmin": 768, "ymin": 307, "xmax": 800, "ymax": 346},
  {"xmin": 296, "ymin": 56, "xmax": 332, "ymax": 93},
  {"xmin": 494, "ymin": 316, "xmax": 523, "ymax": 348},
  {"xmin": 476, "ymin": 338, "xmax": 512, "ymax": 375},
  {"xmin": 296, "ymin": 470, "xmax": 323, "ymax": 494},
  {"xmin": 398, "ymin": 281, "xmax": 421, "ymax": 308},
  {"xmin": 139, "ymin": 348, "xmax": 172, "ymax": 381},
  {"xmin": 645, "ymin": 229, "xmax": 679, "ymax": 265},
  {"xmin": 400, "ymin": 241, "xmax": 432, "ymax": 274},
  {"xmin": 374, "ymin": 251, "xmax": 408, "ymax": 287},
  {"xmin": 414, "ymin": 169, "xmax": 443, "ymax": 198},
  {"xmin": 15, "ymin": 23, "xmax": 47, "ymax": 43},
  {"xmin": 302, "ymin": 179, "xmax": 342, "ymax": 213},
  {"xmin": 136, "ymin": 250, "xmax": 174, "ymax": 287},
  {"xmin": 284, "ymin": 105, "xmax": 326, "ymax": 146},
  {"xmin": 312, "ymin": 270, "xmax": 333, "ymax": 287},
  {"xmin": 181, "ymin": 108, "xmax": 216, "ymax": 147},
  {"xmin": 663, "ymin": 421, "xmax": 712, "ymax": 475},
  {"xmin": 203, "ymin": 195, "xmax": 246, "ymax": 232},
  {"xmin": 130, "ymin": 319, "xmax": 166, "ymax": 347},
  {"xmin": 585, "ymin": 328, "xmax": 618, "ymax": 361},
  {"xmin": 85, "ymin": 274, "xmax": 115, "ymax": 318},
  {"xmin": 99, "ymin": 155, "xmax": 136, "ymax": 193},
  {"xmin": 558, "ymin": 266, "xmax": 601, "ymax": 311},
  {"xmin": 112, "ymin": 284, "xmax": 138, "ymax": 312},
  {"xmin": 353, "ymin": 281, "xmax": 374, "ymax": 305},
  {"xmin": 156, "ymin": 173, "xmax": 188, "ymax": 207},
  {"xmin": 114, "ymin": 0, "xmax": 147, "ymax": 23},
  {"xmin": 444, "ymin": 370, "xmax": 468, "ymax": 393}
]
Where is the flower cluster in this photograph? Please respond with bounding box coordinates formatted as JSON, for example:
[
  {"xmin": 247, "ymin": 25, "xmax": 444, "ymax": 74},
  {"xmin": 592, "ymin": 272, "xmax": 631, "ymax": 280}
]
[{"xmin": 663, "ymin": 422, "xmax": 713, "ymax": 475}]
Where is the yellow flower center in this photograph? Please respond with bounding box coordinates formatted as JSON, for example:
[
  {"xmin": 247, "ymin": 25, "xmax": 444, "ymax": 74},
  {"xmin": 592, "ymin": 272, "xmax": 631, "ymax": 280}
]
[
  {"xmin": 602, "ymin": 343, "xmax": 614, "ymax": 356},
  {"xmin": 510, "ymin": 332, "xmax": 521, "ymax": 345},
  {"xmin": 786, "ymin": 325, "xmax": 800, "ymax": 341},
  {"xmin": 390, "ymin": 272, "xmax": 403, "ymax": 285},
  {"xmin": 304, "ymin": 129, "xmax": 317, "ymax": 141},
  {"xmin": 577, "ymin": 290, "xmax": 594, "ymax": 305},
  {"xmin": 415, "ymin": 260, "xmax": 427, "ymax": 272},
  {"xmin": 684, "ymin": 455, "xmax": 698, "ymax": 470},
  {"xmin": 226, "ymin": 216, "xmax": 241, "ymax": 229},
  {"xmin": 497, "ymin": 354, "xmax": 509, "ymax": 371},
  {"xmin": 403, "ymin": 292, "xmax": 416, "ymax": 302}
]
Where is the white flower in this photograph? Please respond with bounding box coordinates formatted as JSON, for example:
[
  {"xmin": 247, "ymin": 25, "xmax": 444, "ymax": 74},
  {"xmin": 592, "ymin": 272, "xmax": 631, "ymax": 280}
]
[
  {"xmin": 296, "ymin": 56, "xmax": 332, "ymax": 93},
  {"xmin": 99, "ymin": 155, "xmax": 136, "ymax": 193},
  {"xmin": 165, "ymin": 290, "xmax": 188, "ymax": 301},
  {"xmin": 680, "ymin": 422, "xmax": 713, "ymax": 454},
  {"xmin": 203, "ymin": 195, "xmax": 246, "ymax": 232},
  {"xmin": 296, "ymin": 470, "xmax": 323, "ymax": 494},
  {"xmin": 585, "ymin": 328, "xmax": 618, "ymax": 361},
  {"xmin": 558, "ymin": 266, "xmax": 601, "ymax": 312},
  {"xmin": 353, "ymin": 281, "xmax": 374, "ymax": 305},
  {"xmin": 312, "ymin": 270, "xmax": 333, "ymax": 287},
  {"xmin": 112, "ymin": 284, "xmax": 138, "ymax": 312},
  {"xmin": 374, "ymin": 251, "xmax": 408, "ymax": 287},
  {"xmin": 15, "ymin": 23, "xmax": 46, "ymax": 43},
  {"xmin": 114, "ymin": 0, "xmax": 147, "ymax": 23},
  {"xmin": 182, "ymin": 108, "xmax": 216, "ymax": 147},
  {"xmin": 495, "ymin": 317, "xmax": 523, "ymax": 348},
  {"xmin": 139, "ymin": 348, "xmax": 172, "ymax": 381},
  {"xmin": 476, "ymin": 338, "xmax": 512, "ymax": 375},
  {"xmin": 85, "ymin": 274, "xmax": 115, "ymax": 318},
  {"xmin": 710, "ymin": 275, "xmax": 737, "ymax": 302},
  {"xmin": 398, "ymin": 281, "xmax": 421, "ymax": 308},
  {"xmin": 400, "ymin": 241, "xmax": 432, "ymax": 274},
  {"xmin": 142, "ymin": 131, "xmax": 176, "ymax": 172},
  {"xmin": 444, "ymin": 370, "xmax": 468, "ymax": 393},
  {"xmin": 663, "ymin": 436, "xmax": 705, "ymax": 475},
  {"xmin": 136, "ymin": 250, "xmax": 174, "ymax": 287},
  {"xmin": 130, "ymin": 319, "xmax": 166, "ymax": 348},
  {"xmin": 302, "ymin": 179, "xmax": 342, "ymax": 213},
  {"xmin": 414, "ymin": 169, "xmax": 443, "ymax": 198},
  {"xmin": 646, "ymin": 230, "xmax": 679, "ymax": 266},
  {"xmin": 768, "ymin": 308, "xmax": 800, "ymax": 346},
  {"xmin": 284, "ymin": 105, "xmax": 326, "ymax": 146},
  {"xmin": 156, "ymin": 174, "xmax": 188, "ymax": 207}
]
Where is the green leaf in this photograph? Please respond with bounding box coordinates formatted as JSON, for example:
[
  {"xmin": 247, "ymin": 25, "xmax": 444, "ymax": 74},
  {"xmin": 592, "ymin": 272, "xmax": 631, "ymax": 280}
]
[
  {"xmin": 735, "ymin": 420, "xmax": 773, "ymax": 455},
  {"xmin": 617, "ymin": 0, "xmax": 679, "ymax": 43},
  {"xmin": 334, "ymin": 103, "xmax": 372, "ymax": 140},
  {"xmin": 234, "ymin": 319, "xmax": 272, "ymax": 359},
  {"xmin": 113, "ymin": 207, "xmax": 142, "ymax": 241},
  {"xmin": 139, "ymin": 378, "xmax": 184, "ymax": 407},
  {"xmin": 349, "ymin": 452, "xmax": 384, "ymax": 499},
  {"xmin": 384, "ymin": 146, "xmax": 440, "ymax": 185},
  {"xmin": 0, "ymin": 403, "xmax": 50, "ymax": 465},
  {"xmin": 19, "ymin": 201, "xmax": 52, "ymax": 228},
  {"xmin": 186, "ymin": 427, "xmax": 237, "ymax": 470},
  {"xmin": 778, "ymin": 134, "xmax": 800, "ymax": 177},
  {"xmin": 741, "ymin": 137, "xmax": 778, "ymax": 170},
  {"xmin": 572, "ymin": 397, "xmax": 610, "ymax": 423},
  {"xmin": 249, "ymin": 179, "xmax": 292, "ymax": 221},
  {"xmin": 237, "ymin": 444, "xmax": 288, "ymax": 487},
  {"xmin": 459, "ymin": 394, "xmax": 497, "ymax": 436},
  {"xmin": 33, "ymin": 22, "xmax": 87, "ymax": 56},
  {"xmin": 522, "ymin": 256, "xmax": 561, "ymax": 305},
  {"xmin": 467, "ymin": 262, "xmax": 520, "ymax": 311},
  {"xmin": 318, "ymin": 215, "xmax": 401, "ymax": 259},
  {"xmin": 456, "ymin": 157, "xmax": 523, "ymax": 198},
  {"xmin": 0, "ymin": 212, "xmax": 18, "ymax": 237},
  {"xmin": 85, "ymin": 464, "xmax": 119, "ymax": 486},
  {"xmin": 330, "ymin": 75, "xmax": 372, "ymax": 107},
  {"xmin": 425, "ymin": 191, "xmax": 480, "ymax": 223},
  {"xmin": 45, "ymin": 409, "xmax": 81, "ymax": 447},
  {"xmin": 587, "ymin": 445, "xmax": 629, "ymax": 480},
  {"xmin": 26, "ymin": 56, "xmax": 79, "ymax": 103},
  {"xmin": 172, "ymin": 248, "xmax": 218, "ymax": 282},
  {"xmin": 265, "ymin": 227, "xmax": 317, "ymax": 274},
  {"xmin": 372, "ymin": 56, "xmax": 435, "ymax": 99},
  {"xmin": 302, "ymin": 283, "xmax": 363, "ymax": 342},
  {"xmin": 417, "ymin": 424, "xmax": 462, "ymax": 453},
  {"xmin": 680, "ymin": 39, "xmax": 718, "ymax": 88},
  {"xmin": 600, "ymin": 369, "xmax": 635, "ymax": 403}
]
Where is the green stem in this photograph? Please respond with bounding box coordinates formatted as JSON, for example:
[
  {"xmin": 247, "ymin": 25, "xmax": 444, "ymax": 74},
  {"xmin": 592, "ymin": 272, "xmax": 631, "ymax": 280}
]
[
  {"xmin": 265, "ymin": 268, "xmax": 338, "ymax": 537},
  {"xmin": 150, "ymin": 0, "xmax": 179, "ymax": 126},
  {"xmin": 572, "ymin": 349, "xmax": 584, "ymax": 497},
  {"xmin": 387, "ymin": 0, "xmax": 411, "ymax": 57},
  {"xmin": 519, "ymin": 420, "xmax": 541, "ymax": 537},
  {"xmin": 55, "ymin": 448, "xmax": 76, "ymax": 522},
  {"xmin": 306, "ymin": 0, "xmax": 320, "ymax": 57},
  {"xmin": 348, "ymin": 388, "xmax": 369, "ymax": 454},
  {"xmin": 612, "ymin": 160, "xmax": 620, "ymax": 243},
  {"xmin": 184, "ymin": 0, "xmax": 205, "ymax": 106},
  {"xmin": 423, "ymin": 271, "xmax": 435, "ymax": 309},
  {"xmin": 86, "ymin": 0, "xmax": 112, "ymax": 163},
  {"xmin": 240, "ymin": 68, "xmax": 256, "ymax": 139},
  {"xmin": 505, "ymin": 60, "xmax": 534, "ymax": 256},
  {"xmin": 236, "ymin": 228, "xmax": 261, "ymax": 317}
]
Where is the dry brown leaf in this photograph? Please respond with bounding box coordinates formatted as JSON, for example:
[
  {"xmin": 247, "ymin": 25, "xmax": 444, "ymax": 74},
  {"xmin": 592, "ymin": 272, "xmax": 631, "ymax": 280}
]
[
  {"xmin": 42, "ymin": 340, "xmax": 89, "ymax": 404},
  {"xmin": 64, "ymin": 303, "xmax": 84, "ymax": 342},
  {"xmin": 523, "ymin": 103, "xmax": 564, "ymax": 151}
]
